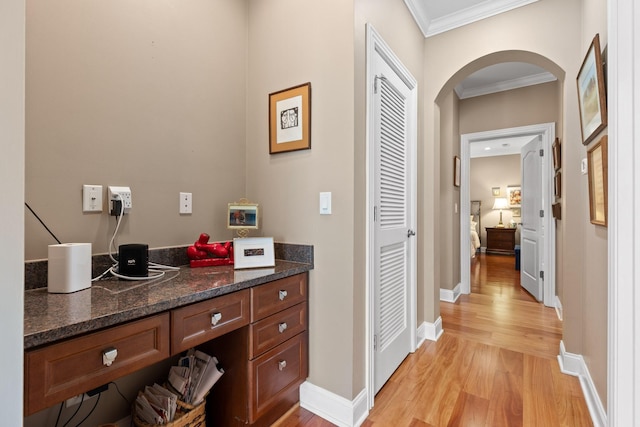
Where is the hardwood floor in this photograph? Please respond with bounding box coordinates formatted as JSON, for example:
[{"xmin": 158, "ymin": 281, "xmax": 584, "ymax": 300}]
[{"xmin": 278, "ymin": 253, "xmax": 592, "ymax": 426}]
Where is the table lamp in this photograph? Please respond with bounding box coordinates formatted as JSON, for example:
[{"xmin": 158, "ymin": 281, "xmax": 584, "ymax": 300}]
[{"xmin": 492, "ymin": 197, "xmax": 509, "ymax": 228}]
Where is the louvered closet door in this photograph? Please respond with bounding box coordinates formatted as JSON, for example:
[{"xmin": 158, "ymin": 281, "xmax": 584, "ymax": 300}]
[{"xmin": 373, "ymin": 55, "xmax": 413, "ymax": 394}]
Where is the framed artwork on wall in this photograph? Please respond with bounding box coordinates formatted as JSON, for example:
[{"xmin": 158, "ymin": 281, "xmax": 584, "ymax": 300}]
[
  {"xmin": 552, "ymin": 138, "xmax": 561, "ymax": 171},
  {"xmin": 453, "ymin": 156, "xmax": 461, "ymax": 187},
  {"xmin": 588, "ymin": 135, "xmax": 608, "ymax": 226},
  {"xmin": 554, "ymin": 172, "xmax": 562, "ymax": 199},
  {"xmin": 269, "ymin": 82, "xmax": 311, "ymax": 154},
  {"xmin": 577, "ymin": 34, "xmax": 607, "ymax": 145},
  {"xmin": 506, "ymin": 185, "xmax": 521, "ymax": 208}
]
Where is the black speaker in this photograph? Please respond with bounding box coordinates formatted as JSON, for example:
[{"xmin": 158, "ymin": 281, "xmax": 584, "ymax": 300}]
[{"xmin": 118, "ymin": 243, "xmax": 149, "ymax": 277}]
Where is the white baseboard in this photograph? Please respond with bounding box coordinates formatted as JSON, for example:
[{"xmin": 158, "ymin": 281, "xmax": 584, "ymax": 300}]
[
  {"xmin": 300, "ymin": 381, "xmax": 368, "ymax": 427},
  {"xmin": 417, "ymin": 316, "xmax": 443, "ymax": 346},
  {"xmin": 440, "ymin": 283, "xmax": 461, "ymax": 303},
  {"xmin": 557, "ymin": 341, "xmax": 607, "ymax": 427},
  {"xmin": 555, "ymin": 295, "xmax": 563, "ymax": 320}
]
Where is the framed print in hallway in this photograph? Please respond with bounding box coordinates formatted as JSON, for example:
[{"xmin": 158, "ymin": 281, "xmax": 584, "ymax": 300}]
[
  {"xmin": 577, "ymin": 33, "xmax": 607, "ymax": 145},
  {"xmin": 552, "ymin": 138, "xmax": 561, "ymax": 171},
  {"xmin": 507, "ymin": 185, "xmax": 521, "ymax": 208},
  {"xmin": 269, "ymin": 82, "xmax": 311, "ymax": 154},
  {"xmin": 554, "ymin": 172, "xmax": 562, "ymax": 199},
  {"xmin": 588, "ymin": 135, "xmax": 608, "ymax": 226}
]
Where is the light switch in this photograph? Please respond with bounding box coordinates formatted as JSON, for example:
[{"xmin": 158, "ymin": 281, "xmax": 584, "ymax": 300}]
[
  {"xmin": 320, "ymin": 192, "xmax": 332, "ymax": 215},
  {"xmin": 581, "ymin": 158, "xmax": 588, "ymax": 175}
]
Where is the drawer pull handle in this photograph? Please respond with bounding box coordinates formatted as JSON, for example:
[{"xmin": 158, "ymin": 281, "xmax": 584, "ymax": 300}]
[
  {"xmin": 279, "ymin": 290, "xmax": 288, "ymax": 301},
  {"xmin": 211, "ymin": 312, "xmax": 223, "ymax": 326},
  {"xmin": 278, "ymin": 360, "xmax": 287, "ymax": 371},
  {"xmin": 278, "ymin": 322, "xmax": 288, "ymax": 333},
  {"xmin": 102, "ymin": 347, "xmax": 118, "ymax": 367}
]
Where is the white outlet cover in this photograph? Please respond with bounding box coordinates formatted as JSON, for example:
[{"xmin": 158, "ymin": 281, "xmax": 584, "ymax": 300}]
[
  {"xmin": 179, "ymin": 192, "xmax": 192, "ymax": 214},
  {"xmin": 82, "ymin": 185, "xmax": 103, "ymax": 212}
]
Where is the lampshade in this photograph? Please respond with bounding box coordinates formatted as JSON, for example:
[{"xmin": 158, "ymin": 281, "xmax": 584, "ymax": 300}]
[{"xmin": 492, "ymin": 197, "xmax": 509, "ymax": 210}]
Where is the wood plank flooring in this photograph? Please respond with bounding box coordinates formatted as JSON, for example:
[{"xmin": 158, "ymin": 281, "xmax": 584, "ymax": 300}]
[{"xmin": 278, "ymin": 253, "xmax": 592, "ymax": 426}]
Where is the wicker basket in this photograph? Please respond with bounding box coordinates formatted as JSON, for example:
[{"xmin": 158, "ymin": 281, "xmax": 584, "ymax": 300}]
[{"xmin": 133, "ymin": 397, "xmax": 206, "ymax": 427}]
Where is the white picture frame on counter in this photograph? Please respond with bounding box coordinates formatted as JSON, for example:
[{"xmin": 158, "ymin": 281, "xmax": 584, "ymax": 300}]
[{"xmin": 233, "ymin": 237, "xmax": 275, "ymax": 269}]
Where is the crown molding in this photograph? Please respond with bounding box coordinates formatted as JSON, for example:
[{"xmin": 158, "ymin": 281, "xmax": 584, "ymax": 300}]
[
  {"xmin": 455, "ymin": 71, "xmax": 557, "ymax": 99},
  {"xmin": 404, "ymin": 0, "xmax": 539, "ymax": 38}
]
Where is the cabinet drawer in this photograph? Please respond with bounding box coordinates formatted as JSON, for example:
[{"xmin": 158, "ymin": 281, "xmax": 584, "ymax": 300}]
[
  {"xmin": 171, "ymin": 289, "xmax": 250, "ymax": 355},
  {"xmin": 25, "ymin": 314, "xmax": 169, "ymax": 416},
  {"xmin": 248, "ymin": 332, "xmax": 308, "ymax": 423},
  {"xmin": 249, "ymin": 302, "xmax": 307, "ymax": 359},
  {"xmin": 251, "ymin": 274, "xmax": 307, "ymax": 322}
]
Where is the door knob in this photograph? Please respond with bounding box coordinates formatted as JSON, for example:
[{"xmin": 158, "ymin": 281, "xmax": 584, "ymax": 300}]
[{"xmin": 407, "ymin": 229, "xmax": 416, "ymax": 238}]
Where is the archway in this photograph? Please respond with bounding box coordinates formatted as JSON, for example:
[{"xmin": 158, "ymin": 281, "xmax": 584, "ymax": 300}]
[{"xmin": 433, "ymin": 50, "xmax": 565, "ymax": 307}]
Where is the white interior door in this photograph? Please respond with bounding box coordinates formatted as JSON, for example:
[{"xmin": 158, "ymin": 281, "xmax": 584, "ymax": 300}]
[
  {"xmin": 520, "ymin": 136, "xmax": 543, "ymax": 301},
  {"xmin": 372, "ymin": 43, "xmax": 415, "ymax": 395}
]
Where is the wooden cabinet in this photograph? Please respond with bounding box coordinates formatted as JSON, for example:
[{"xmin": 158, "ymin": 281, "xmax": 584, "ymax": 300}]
[
  {"xmin": 171, "ymin": 289, "xmax": 250, "ymax": 355},
  {"xmin": 247, "ymin": 275, "xmax": 308, "ymax": 424},
  {"xmin": 206, "ymin": 273, "xmax": 309, "ymax": 426},
  {"xmin": 485, "ymin": 227, "xmax": 517, "ymax": 255},
  {"xmin": 24, "ymin": 273, "xmax": 309, "ymax": 425},
  {"xmin": 24, "ymin": 314, "xmax": 170, "ymax": 415}
]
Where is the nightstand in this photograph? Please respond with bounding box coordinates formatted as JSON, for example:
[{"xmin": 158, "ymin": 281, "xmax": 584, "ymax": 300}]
[{"xmin": 485, "ymin": 227, "xmax": 516, "ymax": 255}]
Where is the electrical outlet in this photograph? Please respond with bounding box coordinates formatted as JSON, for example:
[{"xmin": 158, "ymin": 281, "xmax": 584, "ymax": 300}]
[
  {"xmin": 108, "ymin": 186, "xmax": 132, "ymax": 214},
  {"xmin": 82, "ymin": 185, "xmax": 103, "ymax": 212},
  {"xmin": 179, "ymin": 192, "xmax": 192, "ymax": 214},
  {"xmin": 65, "ymin": 392, "xmax": 97, "ymax": 407}
]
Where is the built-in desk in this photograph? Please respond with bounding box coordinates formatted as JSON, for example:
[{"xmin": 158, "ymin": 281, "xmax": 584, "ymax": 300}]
[{"xmin": 24, "ymin": 258, "xmax": 312, "ymax": 426}]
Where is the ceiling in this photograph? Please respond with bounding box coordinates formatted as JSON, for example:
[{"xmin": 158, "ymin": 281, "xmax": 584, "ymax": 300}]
[
  {"xmin": 403, "ymin": 0, "xmax": 539, "ymax": 38},
  {"xmin": 469, "ymin": 134, "xmax": 536, "ymax": 158},
  {"xmin": 402, "ymin": 0, "xmax": 555, "ymax": 156}
]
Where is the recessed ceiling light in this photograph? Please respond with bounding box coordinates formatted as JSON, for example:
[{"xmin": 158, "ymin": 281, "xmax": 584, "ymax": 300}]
[{"xmin": 484, "ymin": 147, "xmax": 491, "ymax": 151}]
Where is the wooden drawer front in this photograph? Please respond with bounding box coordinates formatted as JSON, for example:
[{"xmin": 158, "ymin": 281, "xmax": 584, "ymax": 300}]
[
  {"xmin": 251, "ymin": 274, "xmax": 307, "ymax": 322},
  {"xmin": 249, "ymin": 302, "xmax": 307, "ymax": 359},
  {"xmin": 25, "ymin": 314, "xmax": 169, "ymax": 415},
  {"xmin": 248, "ymin": 332, "xmax": 308, "ymax": 423},
  {"xmin": 171, "ymin": 289, "xmax": 250, "ymax": 355}
]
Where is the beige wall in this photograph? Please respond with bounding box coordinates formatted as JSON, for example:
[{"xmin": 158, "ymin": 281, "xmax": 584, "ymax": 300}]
[
  {"xmin": 459, "ymin": 81, "xmax": 561, "ymax": 134},
  {"xmin": 580, "ymin": 0, "xmax": 609, "ymax": 407},
  {"xmin": 246, "ymin": 0, "xmax": 357, "ymax": 399},
  {"xmin": 438, "ymin": 91, "xmax": 461, "ymax": 291},
  {"xmin": 25, "ymin": 0, "xmax": 248, "ymax": 260},
  {"xmin": 470, "ymin": 155, "xmax": 521, "ymax": 244},
  {"xmin": 1, "ymin": 0, "xmax": 25, "ymax": 422}
]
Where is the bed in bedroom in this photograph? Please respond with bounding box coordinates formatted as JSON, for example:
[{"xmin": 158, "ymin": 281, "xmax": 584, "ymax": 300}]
[{"xmin": 470, "ymin": 200, "xmax": 481, "ymax": 258}]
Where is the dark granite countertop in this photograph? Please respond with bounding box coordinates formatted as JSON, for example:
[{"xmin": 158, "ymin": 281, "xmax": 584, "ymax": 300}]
[{"xmin": 24, "ymin": 260, "xmax": 312, "ymax": 350}]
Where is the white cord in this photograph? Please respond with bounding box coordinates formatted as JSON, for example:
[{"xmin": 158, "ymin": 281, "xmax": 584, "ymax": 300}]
[
  {"xmin": 90, "ymin": 194, "xmax": 181, "ymax": 282},
  {"xmin": 109, "ymin": 266, "xmax": 166, "ymax": 281}
]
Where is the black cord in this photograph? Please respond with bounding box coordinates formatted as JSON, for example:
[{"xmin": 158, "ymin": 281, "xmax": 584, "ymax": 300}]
[
  {"xmin": 25, "ymin": 202, "xmax": 62, "ymax": 244},
  {"xmin": 73, "ymin": 393, "xmax": 101, "ymax": 427},
  {"xmin": 61, "ymin": 394, "xmax": 84, "ymax": 427},
  {"xmin": 54, "ymin": 401, "xmax": 64, "ymax": 427},
  {"xmin": 110, "ymin": 381, "xmax": 130, "ymax": 407}
]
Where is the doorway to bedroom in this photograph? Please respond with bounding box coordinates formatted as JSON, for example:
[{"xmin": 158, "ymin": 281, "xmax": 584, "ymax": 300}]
[{"xmin": 460, "ymin": 123, "xmax": 556, "ymax": 309}]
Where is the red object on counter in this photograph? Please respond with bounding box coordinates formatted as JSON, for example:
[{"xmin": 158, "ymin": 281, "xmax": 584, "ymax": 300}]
[
  {"xmin": 187, "ymin": 233, "xmax": 234, "ymax": 267},
  {"xmin": 189, "ymin": 258, "xmax": 234, "ymax": 268}
]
